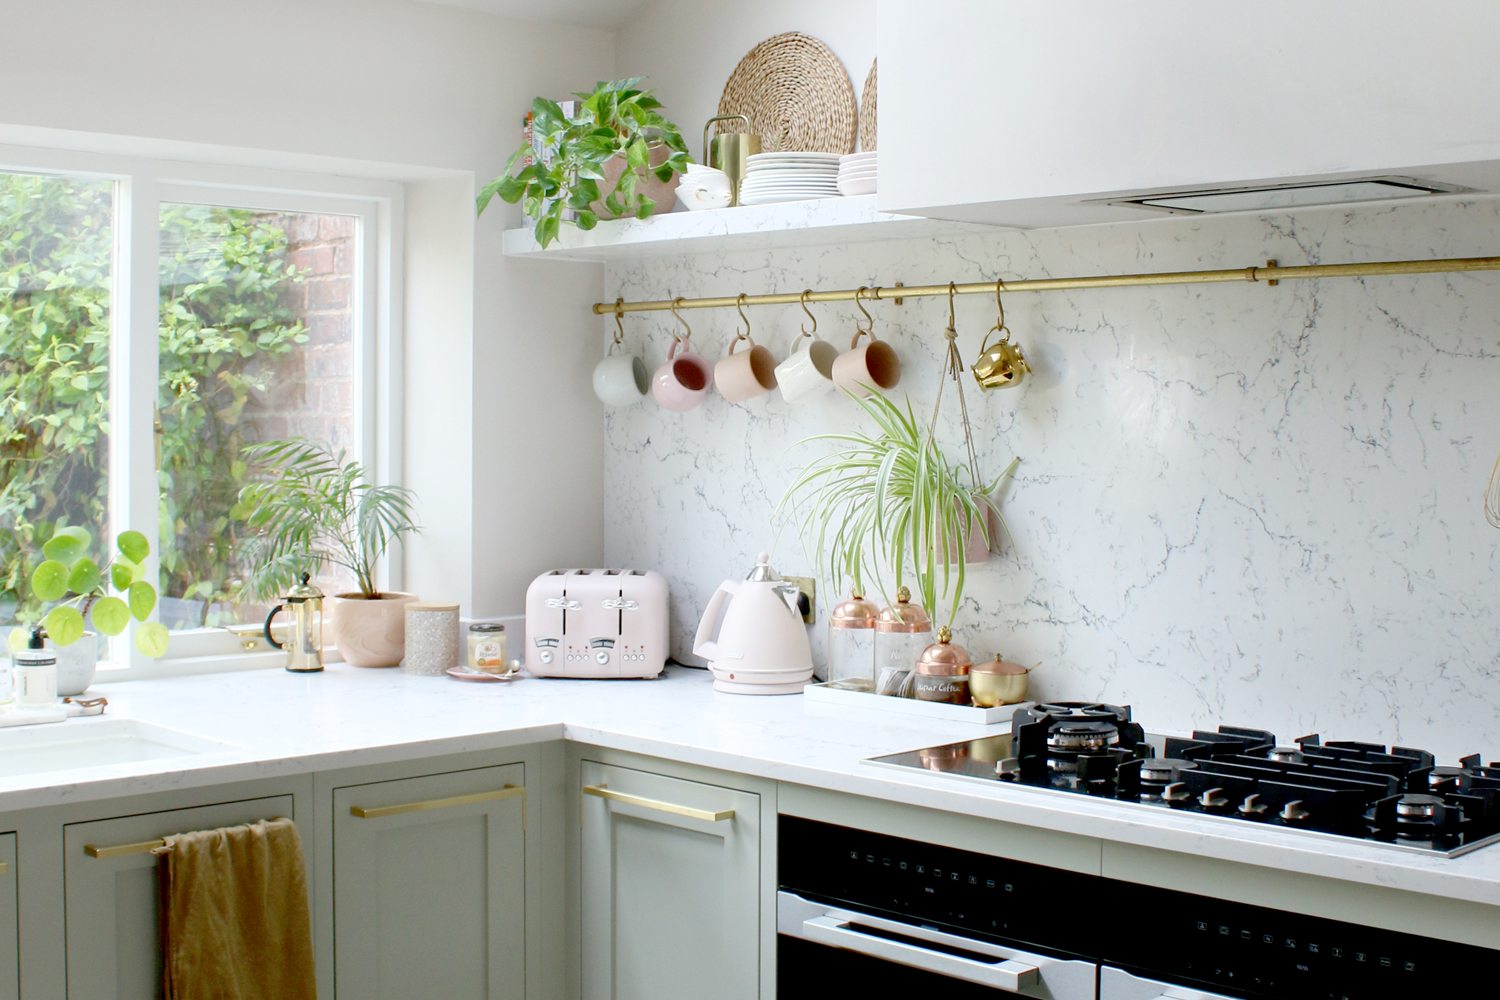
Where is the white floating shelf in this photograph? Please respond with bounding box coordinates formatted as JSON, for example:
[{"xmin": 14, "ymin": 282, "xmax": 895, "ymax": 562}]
[{"xmin": 500, "ymin": 195, "xmax": 990, "ymax": 262}]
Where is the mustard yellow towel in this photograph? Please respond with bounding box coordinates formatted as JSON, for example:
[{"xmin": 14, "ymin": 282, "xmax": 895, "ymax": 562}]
[{"xmin": 159, "ymin": 816, "xmax": 316, "ymax": 1000}]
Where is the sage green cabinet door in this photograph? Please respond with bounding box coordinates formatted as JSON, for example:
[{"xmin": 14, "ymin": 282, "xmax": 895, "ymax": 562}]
[
  {"xmin": 580, "ymin": 761, "xmax": 760, "ymax": 1000},
  {"xmin": 62, "ymin": 794, "xmax": 296, "ymax": 1000},
  {"xmin": 0, "ymin": 834, "xmax": 16, "ymax": 1000},
  {"xmin": 332, "ymin": 764, "xmax": 525, "ymax": 1000}
]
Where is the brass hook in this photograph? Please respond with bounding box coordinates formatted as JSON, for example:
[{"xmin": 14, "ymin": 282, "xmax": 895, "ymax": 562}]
[
  {"xmin": 670, "ymin": 297, "xmax": 691, "ymax": 343},
  {"xmin": 799, "ymin": 289, "xmax": 817, "ymax": 337},
  {"xmin": 946, "ymin": 282, "xmax": 957, "ymax": 333},
  {"xmin": 853, "ymin": 286, "xmax": 874, "ymax": 336},
  {"xmin": 613, "ymin": 297, "xmax": 625, "ymax": 346},
  {"xmin": 989, "ymin": 279, "xmax": 1011, "ymax": 344},
  {"xmin": 735, "ymin": 293, "xmax": 751, "ymax": 341}
]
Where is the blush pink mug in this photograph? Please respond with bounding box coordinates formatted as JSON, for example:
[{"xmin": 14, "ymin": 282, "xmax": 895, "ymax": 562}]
[
  {"xmin": 714, "ymin": 336, "xmax": 778, "ymax": 403},
  {"xmin": 652, "ymin": 339, "xmax": 714, "ymax": 411},
  {"xmin": 831, "ymin": 329, "xmax": 902, "ymax": 397}
]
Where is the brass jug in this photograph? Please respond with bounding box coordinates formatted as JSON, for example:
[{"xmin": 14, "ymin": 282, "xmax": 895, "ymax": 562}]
[
  {"xmin": 703, "ymin": 114, "xmax": 760, "ymax": 207},
  {"xmin": 264, "ymin": 572, "xmax": 324, "ymax": 672},
  {"xmin": 971, "ymin": 329, "xmax": 1031, "ymax": 390}
]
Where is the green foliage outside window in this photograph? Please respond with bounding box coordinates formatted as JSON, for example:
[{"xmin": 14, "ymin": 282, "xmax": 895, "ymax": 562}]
[{"xmin": 0, "ymin": 172, "xmax": 309, "ymax": 629}]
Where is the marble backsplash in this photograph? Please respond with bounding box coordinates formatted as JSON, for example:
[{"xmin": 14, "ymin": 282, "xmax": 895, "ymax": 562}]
[{"xmin": 602, "ymin": 198, "xmax": 1500, "ymax": 760}]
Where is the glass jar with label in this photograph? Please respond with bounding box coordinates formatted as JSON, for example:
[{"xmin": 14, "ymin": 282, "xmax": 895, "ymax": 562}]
[
  {"xmin": 468, "ymin": 623, "xmax": 508, "ymax": 673},
  {"xmin": 874, "ymin": 587, "xmax": 933, "ymax": 694},
  {"xmin": 913, "ymin": 627, "xmax": 971, "ymax": 704}
]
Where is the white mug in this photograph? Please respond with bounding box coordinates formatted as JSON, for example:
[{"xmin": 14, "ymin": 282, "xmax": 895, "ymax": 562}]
[
  {"xmin": 593, "ymin": 349, "xmax": 649, "ymax": 406},
  {"xmin": 774, "ymin": 335, "xmax": 838, "ymax": 402}
]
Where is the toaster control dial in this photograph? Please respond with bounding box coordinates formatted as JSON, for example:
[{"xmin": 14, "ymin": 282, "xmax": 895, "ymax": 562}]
[
  {"xmin": 595, "ymin": 651, "xmax": 610, "ymax": 665},
  {"xmin": 539, "ymin": 650, "xmax": 553, "ymax": 664}
]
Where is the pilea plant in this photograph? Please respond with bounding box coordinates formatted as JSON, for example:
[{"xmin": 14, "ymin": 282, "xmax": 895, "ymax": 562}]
[
  {"xmin": 7, "ymin": 526, "xmax": 168, "ymax": 656},
  {"xmin": 477, "ymin": 78, "xmax": 691, "ymax": 248}
]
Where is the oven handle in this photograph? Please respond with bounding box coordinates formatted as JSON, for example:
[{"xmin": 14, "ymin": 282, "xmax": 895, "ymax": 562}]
[{"xmin": 801, "ymin": 915, "xmax": 1041, "ymax": 992}]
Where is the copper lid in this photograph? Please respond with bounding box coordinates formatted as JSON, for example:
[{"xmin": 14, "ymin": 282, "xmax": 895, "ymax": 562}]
[
  {"xmin": 914, "ymin": 626, "xmax": 970, "ymax": 676},
  {"xmin": 875, "ymin": 586, "xmax": 933, "ymax": 634},
  {"xmin": 971, "ymin": 653, "xmax": 1030, "ymax": 676},
  {"xmin": 829, "ymin": 590, "xmax": 879, "ymax": 629}
]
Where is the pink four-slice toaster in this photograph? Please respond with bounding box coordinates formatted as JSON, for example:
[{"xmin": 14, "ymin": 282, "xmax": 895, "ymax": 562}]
[{"xmin": 524, "ymin": 568, "xmax": 669, "ymax": 678}]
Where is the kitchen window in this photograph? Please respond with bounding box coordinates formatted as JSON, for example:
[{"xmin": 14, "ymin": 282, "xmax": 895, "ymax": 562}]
[{"xmin": 0, "ymin": 146, "xmax": 402, "ymax": 675}]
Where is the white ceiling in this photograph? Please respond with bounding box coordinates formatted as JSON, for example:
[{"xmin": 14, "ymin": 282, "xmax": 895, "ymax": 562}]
[{"xmin": 422, "ymin": 0, "xmax": 652, "ymax": 29}]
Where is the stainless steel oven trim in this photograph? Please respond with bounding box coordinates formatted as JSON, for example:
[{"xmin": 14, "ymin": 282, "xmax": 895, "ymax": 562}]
[
  {"xmin": 778, "ymin": 890, "xmax": 1098, "ymax": 998},
  {"xmin": 1098, "ymin": 965, "xmax": 1239, "ymax": 1000}
]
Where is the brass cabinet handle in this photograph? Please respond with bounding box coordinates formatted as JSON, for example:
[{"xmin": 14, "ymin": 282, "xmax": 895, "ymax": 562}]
[
  {"xmin": 582, "ymin": 784, "xmax": 734, "ymax": 823},
  {"xmin": 85, "ymin": 839, "xmax": 165, "ymax": 859},
  {"xmin": 0, "ymin": 861, "xmax": 8, "ymax": 874},
  {"xmin": 350, "ymin": 784, "xmax": 523, "ymax": 819}
]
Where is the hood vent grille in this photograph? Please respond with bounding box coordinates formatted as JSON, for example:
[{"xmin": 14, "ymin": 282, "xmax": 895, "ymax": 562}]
[{"xmin": 1102, "ymin": 176, "xmax": 1472, "ymax": 215}]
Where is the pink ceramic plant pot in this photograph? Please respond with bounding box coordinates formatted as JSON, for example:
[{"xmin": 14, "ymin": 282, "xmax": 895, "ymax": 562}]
[{"xmin": 332, "ymin": 592, "xmax": 417, "ymax": 668}]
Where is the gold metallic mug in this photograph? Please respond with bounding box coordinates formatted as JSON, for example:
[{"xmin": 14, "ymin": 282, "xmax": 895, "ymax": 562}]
[
  {"xmin": 971, "ymin": 328, "xmax": 1031, "ymax": 390},
  {"xmin": 703, "ymin": 115, "xmax": 760, "ymax": 207}
]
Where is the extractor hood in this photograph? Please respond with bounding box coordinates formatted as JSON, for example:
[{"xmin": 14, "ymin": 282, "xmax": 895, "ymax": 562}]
[{"xmin": 1098, "ymin": 176, "xmax": 1473, "ymax": 216}]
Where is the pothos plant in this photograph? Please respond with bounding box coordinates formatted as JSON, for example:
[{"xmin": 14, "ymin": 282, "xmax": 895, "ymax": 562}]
[
  {"xmin": 776, "ymin": 391, "xmax": 1020, "ymax": 628},
  {"xmin": 476, "ymin": 78, "xmax": 691, "ymax": 248},
  {"xmin": 6, "ymin": 526, "xmax": 169, "ymax": 657}
]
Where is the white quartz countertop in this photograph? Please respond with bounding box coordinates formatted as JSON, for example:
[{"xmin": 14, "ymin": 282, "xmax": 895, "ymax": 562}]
[{"xmin": 8, "ymin": 663, "xmax": 1499, "ymax": 908}]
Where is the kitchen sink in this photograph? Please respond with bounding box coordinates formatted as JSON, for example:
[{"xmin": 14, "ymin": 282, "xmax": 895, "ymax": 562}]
[{"xmin": 0, "ymin": 718, "xmax": 238, "ymax": 778}]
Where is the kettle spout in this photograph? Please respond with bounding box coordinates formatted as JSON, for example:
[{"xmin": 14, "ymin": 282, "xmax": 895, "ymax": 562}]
[{"xmin": 773, "ymin": 582, "xmax": 805, "ymax": 618}]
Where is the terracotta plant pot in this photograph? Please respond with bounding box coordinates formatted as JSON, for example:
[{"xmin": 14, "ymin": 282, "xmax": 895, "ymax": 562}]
[
  {"xmin": 332, "ymin": 592, "xmax": 417, "ymax": 668},
  {"xmin": 590, "ymin": 145, "xmax": 679, "ymax": 219}
]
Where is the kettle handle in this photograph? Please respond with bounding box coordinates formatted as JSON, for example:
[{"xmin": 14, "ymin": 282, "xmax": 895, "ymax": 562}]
[
  {"xmin": 264, "ymin": 604, "xmax": 287, "ymax": 650},
  {"xmin": 692, "ymin": 580, "xmax": 740, "ymax": 661}
]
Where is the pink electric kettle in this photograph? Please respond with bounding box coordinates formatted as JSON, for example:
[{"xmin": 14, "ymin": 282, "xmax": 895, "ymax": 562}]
[{"xmin": 693, "ymin": 552, "xmax": 814, "ymax": 695}]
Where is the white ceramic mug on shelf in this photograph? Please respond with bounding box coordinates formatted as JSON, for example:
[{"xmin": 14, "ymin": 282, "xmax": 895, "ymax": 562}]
[{"xmin": 774, "ymin": 334, "xmax": 838, "ymax": 402}]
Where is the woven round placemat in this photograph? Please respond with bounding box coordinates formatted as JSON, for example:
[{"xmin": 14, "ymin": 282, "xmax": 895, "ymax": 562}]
[
  {"xmin": 859, "ymin": 59, "xmax": 877, "ymax": 152},
  {"xmin": 717, "ymin": 32, "xmax": 856, "ymax": 154}
]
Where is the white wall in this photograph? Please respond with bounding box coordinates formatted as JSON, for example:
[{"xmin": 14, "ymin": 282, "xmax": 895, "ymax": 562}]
[
  {"xmin": 0, "ymin": 0, "xmax": 614, "ymax": 616},
  {"xmin": 614, "ymin": 0, "xmax": 874, "ymax": 163}
]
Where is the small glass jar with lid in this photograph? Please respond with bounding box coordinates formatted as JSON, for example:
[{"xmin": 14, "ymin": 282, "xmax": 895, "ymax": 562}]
[
  {"xmin": 826, "ymin": 590, "xmax": 878, "ymax": 685},
  {"xmin": 468, "ymin": 623, "xmax": 507, "ymax": 673},
  {"xmin": 913, "ymin": 627, "xmax": 971, "ymax": 704},
  {"xmin": 874, "ymin": 587, "xmax": 933, "ymax": 694}
]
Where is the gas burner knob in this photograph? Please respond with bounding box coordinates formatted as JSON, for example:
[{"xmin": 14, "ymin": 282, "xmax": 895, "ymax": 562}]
[
  {"xmin": 1162, "ymin": 782, "xmax": 1193, "ymax": 808},
  {"xmin": 1280, "ymin": 799, "xmax": 1312, "ymax": 825},
  {"xmin": 1198, "ymin": 787, "xmax": 1233, "ymax": 812},
  {"xmin": 1238, "ymin": 793, "xmax": 1270, "ymax": 819},
  {"xmin": 996, "ymin": 758, "xmax": 1021, "ymax": 780}
]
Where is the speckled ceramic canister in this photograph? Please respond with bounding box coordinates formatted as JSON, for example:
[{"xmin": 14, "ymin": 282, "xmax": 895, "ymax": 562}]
[{"xmin": 402, "ymin": 602, "xmax": 461, "ymax": 676}]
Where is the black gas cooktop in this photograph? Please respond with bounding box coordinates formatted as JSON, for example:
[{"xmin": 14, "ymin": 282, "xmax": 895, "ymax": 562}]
[{"xmin": 867, "ymin": 702, "xmax": 1500, "ymax": 858}]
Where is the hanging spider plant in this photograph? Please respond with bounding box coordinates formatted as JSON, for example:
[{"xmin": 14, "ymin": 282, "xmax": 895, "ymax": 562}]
[{"xmin": 776, "ymin": 391, "xmax": 1018, "ymax": 627}]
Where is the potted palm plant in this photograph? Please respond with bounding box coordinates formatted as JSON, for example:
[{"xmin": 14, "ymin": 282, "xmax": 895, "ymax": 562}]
[
  {"xmin": 235, "ymin": 439, "xmax": 420, "ymax": 668},
  {"xmin": 776, "ymin": 392, "xmax": 1019, "ymax": 629},
  {"xmin": 476, "ymin": 77, "xmax": 692, "ymax": 248}
]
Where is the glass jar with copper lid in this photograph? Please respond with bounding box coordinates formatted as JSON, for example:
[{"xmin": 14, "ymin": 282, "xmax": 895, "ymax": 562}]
[
  {"xmin": 873, "ymin": 587, "xmax": 933, "ymax": 694},
  {"xmin": 827, "ymin": 590, "xmax": 878, "ymax": 685},
  {"xmin": 913, "ymin": 626, "xmax": 971, "ymax": 704}
]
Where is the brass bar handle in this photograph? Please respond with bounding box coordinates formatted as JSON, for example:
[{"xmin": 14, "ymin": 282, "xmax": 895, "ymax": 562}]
[
  {"xmin": 0, "ymin": 861, "xmax": 8, "ymax": 874},
  {"xmin": 350, "ymin": 784, "xmax": 523, "ymax": 820},
  {"xmin": 85, "ymin": 816, "xmax": 294, "ymax": 858},
  {"xmin": 582, "ymin": 784, "xmax": 734, "ymax": 823},
  {"xmin": 85, "ymin": 838, "xmax": 166, "ymax": 859}
]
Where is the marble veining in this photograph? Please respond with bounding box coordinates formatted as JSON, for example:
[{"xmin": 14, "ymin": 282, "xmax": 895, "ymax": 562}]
[{"xmin": 602, "ymin": 198, "xmax": 1500, "ymax": 761}]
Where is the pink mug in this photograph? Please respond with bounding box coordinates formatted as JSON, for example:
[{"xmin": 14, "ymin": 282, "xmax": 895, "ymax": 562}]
[
  {"xmin": 714, "ymin": 336, "xmax": 778, "ymax": 403},
  {"xmin": 652, "ymin": 339, "xmax": 714, "ymax": 411},
  {"xmin": 831, "ymin": 329, "xmax": 901, "ymax": 397}
]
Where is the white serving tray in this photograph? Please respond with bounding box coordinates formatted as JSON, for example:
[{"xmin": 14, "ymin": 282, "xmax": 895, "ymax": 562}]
[{"xmin": 802, "ymin": 679, "xmax": 1029, "ymax": 726}]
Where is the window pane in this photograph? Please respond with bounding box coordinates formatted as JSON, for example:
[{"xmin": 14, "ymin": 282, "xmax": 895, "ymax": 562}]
[
  {"xmin": 157, "ymin": 206, "xmax": 356, "ymax": 630},
  {"xmin": 0, "ymin": 172, "xmax": 113, "ymax": 633}
]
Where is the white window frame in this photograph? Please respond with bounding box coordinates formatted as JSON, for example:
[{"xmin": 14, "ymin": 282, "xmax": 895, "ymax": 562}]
[{"xmin": 0, "ymin": 143, "xmax": 405, "ymax": 679}]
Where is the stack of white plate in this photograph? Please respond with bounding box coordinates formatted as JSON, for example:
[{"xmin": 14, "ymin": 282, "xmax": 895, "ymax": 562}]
[
  {"xmin": 738, "ymin": 152, "xmax": 842, "ymax": 206},
  {"xmin": 837, "ymin": 152, "xmax": 877, "ymax": 196}
]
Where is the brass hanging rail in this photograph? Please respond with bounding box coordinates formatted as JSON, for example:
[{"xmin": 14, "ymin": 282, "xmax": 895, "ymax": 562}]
[{"xmin": 591, "ymin": 255, "xmax": 1500, "ymax": 315}]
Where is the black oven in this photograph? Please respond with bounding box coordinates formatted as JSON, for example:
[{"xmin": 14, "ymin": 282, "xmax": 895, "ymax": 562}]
[{"xmin": 777, "ymin": 816, "xmax": 1493, "ymax": 999}]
